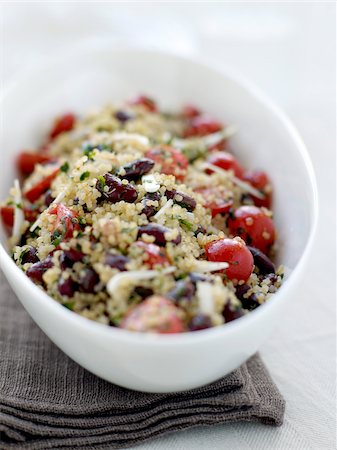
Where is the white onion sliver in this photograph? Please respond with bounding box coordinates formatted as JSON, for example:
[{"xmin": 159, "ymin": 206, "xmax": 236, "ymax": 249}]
[
  {"xmin": 197, "ymin": 281, "xmax": 215, "ymax": 315},
  {"xmin": 202, "ymin": 162, "xmax": 265, "ymax": 200},
  {"xmin": 107, "ymin": 266, "xmax": 176, "ymax": 299},
  {"xmin": 153, "ymin": 199, "xmax": 173, "ymax": 220},
  {"xmin": 12, "ymin": 179, "xmax": 24, "ymax": 242},
  {"xmin": 192, "ymin": 260, "xmax": 229, "ymax": 273},
  {"xmin": 111, "ymin": 132, "xmax": 149, "ymax": 146}
]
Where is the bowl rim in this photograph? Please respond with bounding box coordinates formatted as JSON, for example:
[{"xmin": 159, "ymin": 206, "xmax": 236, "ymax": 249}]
[{"xmin": 0, "ymin": 42, "xmax": 319, "ymax": 345}]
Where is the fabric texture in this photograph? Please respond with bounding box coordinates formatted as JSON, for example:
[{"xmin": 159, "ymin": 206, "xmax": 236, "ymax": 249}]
[{"xmin": 0, "ymin": 270, "xmax": 285, "ymax": 450}]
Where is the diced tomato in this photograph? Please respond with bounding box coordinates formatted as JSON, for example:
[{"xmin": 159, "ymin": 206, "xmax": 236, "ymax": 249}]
[
  {"xmin": 17, "ymin": 151, "xmax": 54, "ymax": 175},
  {"xmin": 196, "ymin": 187, "xmax": 233, "ymax": 218},
  {"xmin": 182, "ymin": 104, "xmax": 201, "ymax": 119},
  {"xmin": 145, "ymin": 145, "xmax": 189, "ymax": 181},
  {"xmin": 243, "ymin": 170, "xmax": 272, "ymax": 208},
  {"xmin": 128, "ymin": 95, "xmax": 157, "ymax": 112},
  {"xmin": 120, "ymin": 296, "xmax": 185, "ymax": 333},
  {"xmin": 205, "ymin": 238, "xmax": 254, "ymax": 282},
  {"xmin": 208, "ymin": 138, "xmax": 228, "ymax": 152},
  {"xmin": 49, "ymin": 113, "xmax": 76, "ymax": 140},
  {"xmin": 24, "ymin": 168, "xmax": 60, "ymax": 203},
  {"xmin": 49, "ymin": 203, "xmax": 81, "ymax": 241},
  {"xmin": 134, "ymin": 241, "xmax": 169, "ymax": 268},
  {"xmin": 207, "ymin": 151, "xmax": 244, "ymax": 179},
  {"xmin": 227, "ymin": 205, "xmax": 276, "ymax": 254},
  {"xmin": 183, "ymin": 115, "xmax": 223, "ymax": 138},
  {"xmin": 0, "ymin": 205, "xmax": 39, "ymax": 228}
]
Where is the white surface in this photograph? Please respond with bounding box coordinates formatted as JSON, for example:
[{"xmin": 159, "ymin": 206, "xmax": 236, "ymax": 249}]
[
  {"xmin": 0, "ymin": 2, "xmax": 335, "ymax": 449},
  {"xmin": 0, "ymin": 45, "xmax": 317, "ymax": 393}
]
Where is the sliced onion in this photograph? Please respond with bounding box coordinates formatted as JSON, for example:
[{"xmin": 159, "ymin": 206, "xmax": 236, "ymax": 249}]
[
  {"xmin": 12, "ymin": 179, "xmax": 24, "ymax": 243},
  {"xmin": 107, "ymin": 266, "xmax": 176, "ymax": 300},
  {"xmin": 153, "ymin": 199, "xmax": 173, "ymax": 220},
  {"xmin": 201, "ymin": 162, "xmax": 265, "ymax": 200},
  {"xmin": 197, "ymin": 281, "xmax": 214, "ymax": 315},
  {"xmin": 111, "ymin": 132, "xmax": 149, "ymax": 147},
  {"xmin": 191, "ymin": 260, "xmax": 229, "ymax": 273}
]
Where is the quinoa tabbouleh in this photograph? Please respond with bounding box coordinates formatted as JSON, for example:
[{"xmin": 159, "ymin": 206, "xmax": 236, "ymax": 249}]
[{"xmin": 1, "ymin": 96, "xmax": 284, "ymax": 333}]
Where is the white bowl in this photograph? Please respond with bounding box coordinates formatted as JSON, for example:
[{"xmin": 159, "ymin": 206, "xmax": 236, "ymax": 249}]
[{"xmin": 0, "ymin": 44, "xmax": 318, "ymax": 393}]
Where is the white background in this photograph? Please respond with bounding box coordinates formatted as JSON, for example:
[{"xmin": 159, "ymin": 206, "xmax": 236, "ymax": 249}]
[{"xmin": 1, "ymin": 2, "xmax": 336, "ymax": 449}]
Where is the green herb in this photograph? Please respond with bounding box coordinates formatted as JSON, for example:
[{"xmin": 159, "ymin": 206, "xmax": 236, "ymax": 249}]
[
  {"xmin": 181, "ymin": 144, "xmax": 208, "ymax": 163},
  {"xmin": 60, "ymin": 162, "xmax": 69, "ymax": 173},
  {"xmin": 30, "ymin": 226, "xmax": 41, "ymax": 238},
  {"xmin": 76, "ymin": 243, "xmax": 82, "ymax": 252},
  {"xmin": 15, "ymin": 202, "xmax": 23, "ymax": 209},
  {"xmin": 6, "ymin": 200, "xmax": 14, "ymax": 206},
  {"xmin": 178, "ymin": 218, "xmax": 194, "ymax": 232},
  {"xmin": 19, "ymin": 248, "xmax": 29, "ymax": 264},
  {"xmin": 63, "ymin": 301, "xmax": 75, "ymax": 311},
  {"xmin": 51, "ymin": 230, "xmax": 62, "ymax": 247},
  {"xmin": 78, "ymin": 217, "xmax": 86, "ymax": 226},
  {"xmin": 80, "ymin": 171, "xmax": 90, "ymax": 181},
  {"xmin": 97, "ymin": 175, "xmax": 106, "ymax": 191}
]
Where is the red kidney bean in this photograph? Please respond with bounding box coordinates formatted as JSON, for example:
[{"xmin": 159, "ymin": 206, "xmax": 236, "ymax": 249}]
[
  {"xmin": 167, "ymin": 280, "xmax": 195, "ymax": 302},
  {"xmin": 223, "ymin": 302, "xmax": 244, "ymax": 323},
  {"xmin": 104, "ymin": 253, "xmax": 129, "ymax": 271},
  {"xmin": 58, "ymin": 277, "xmax": 78, "ymax": 297},
  {"xmin": 241, "ymin": 293, "xmax": 260, "ymax": 311},
  {"xmin": 115, "ymin": 110, "xmax": 134, "ymax": 122},
  {"xmin": 21, "ymin": 246, "xmax": 39, "ymax": 264},
  {"xmin": 141, "ymin": 191, "xmax": 161, "ymax": 219},
  {"xmin": 60, "ymin": 248, "xmax": 85, "ymax": 270},
  {"xmin": 137, "ymin": 224, "xmax": 181, "ymax": 246},
  {"xmin": 165, "ymin": 190, "xmax": 196, "ymax": 212},
  {"xmin": 26, "ymin": 256, "xmax": 53, "ymax": 283},
  {"xmin": 247, "ymin": 246, "xmax": 275, "ymax": 274},
  {"xmin": 235, "ymin": 283, "xmax": 250, "ymax": 300},
  {"xmin": 189, "ymin": 314, "xmax": 212, "ymax": 331},
  {"xmin": 96, "ymin": 174, "xmax": 138, "ymax": 203},
  {"xmin": 44, "ymin": 190, "xmax": 55, "ymax": 207},
  {"xmin": 118, "ymin": 159, "xmax": 155, "ymax": 181},
  {"xmin": 134, "ymin": 286, "xmax": 154, "ymax": 299},
  {"xmin": 79, "ymin": 268, "xmax": 100, "ymax": 293}
]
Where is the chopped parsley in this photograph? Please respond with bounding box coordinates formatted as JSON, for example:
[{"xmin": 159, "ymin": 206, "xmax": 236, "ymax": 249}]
[
  {"xmin": 51, "ymin": 229, "xmax": 62, "ymax": 247},
  {"xmin": 97, "ymin": 175, "xmax": 106, "ymax": 191},
  {"xmin": 176, "ymin": 216, "xmax": 194, "ymax": 232},
  {"xmin": 60, "ymin": 162, "xmax": 70, "ymax": 173},
  {"xmin": 30, "ymin": 226, "xmax": 41, "ymax": 238},
  {"xmin": 80, "ymin": 171, "xmax": 90, "ymax": 181},
  {"xmin": 63, "ymin": 301, "xmax": 75, "ymax": 311}
]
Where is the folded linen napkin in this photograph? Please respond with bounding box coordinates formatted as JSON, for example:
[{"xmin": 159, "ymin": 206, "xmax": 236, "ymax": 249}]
[{"xmin": 0, "ymin": 270, "xmax": 285, "ymax": 449}]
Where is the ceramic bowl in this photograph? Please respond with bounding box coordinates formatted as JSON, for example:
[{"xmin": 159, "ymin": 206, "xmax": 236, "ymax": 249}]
[{"xmin": 0, "ymin": 44, "xmax": 318, "ymax": 392}]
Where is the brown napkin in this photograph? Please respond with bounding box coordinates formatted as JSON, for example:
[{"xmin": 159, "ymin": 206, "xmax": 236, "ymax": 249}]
[{"xmin": 0, "ymin": 270, "xmax": 285, "ymax": 449}]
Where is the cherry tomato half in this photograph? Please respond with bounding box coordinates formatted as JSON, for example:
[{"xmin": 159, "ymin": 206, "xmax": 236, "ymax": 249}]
[
  {"xmin": 183, "ymin": 115, "xmax": 223, "ymax": 138},
  {"xmin": 17, "ymin": 152, "xmax": 54, "ymax": 176},
  {"xmin": 49, "ymin": 203, "xmax": 81, "ymax": 241},
  {"xmin": 227, "ymin": 205, "xmax": 275, "ymax": 254},
  {"xmin": 133, "ymin": 241, "xmax": 169, "ymax": 268},
  {"xmin": 182, "ymin": 104, "xmax": 201, "ymax": 119},
  {"xmin": 207, "ymin": 151, "xmax": 244, "ymax": 179},
  {"xmin": 49, "ymin": 113, "xmax": 76, "ymax": 140},
  {"xmin": 120, "ymin": 296, "xmax": 185, "ymax": 333},
  {"xmin": 243, "ymin": 170, "xmax": 272, "ymax": 208},
  {"xmin": 0, "ymin": 205, "xmax": 39, "ymax": 228},
  {"xmin": 196, "ymin": 187, "xmax": 233, "ymax": 218},
  {"xmin": 24, "ymin": 168, "xmax": 60, "ymax": 203},
  {"xmin": 205, "ymin": 238, "xmax": 254, "ymax": 282},
  {"xmin": 145, "ymin": 145, "xmax": 188, "ymax": 181},
  {"xmin": 128, "ymin": 95, "xmax": 157, "ymax": 112}
]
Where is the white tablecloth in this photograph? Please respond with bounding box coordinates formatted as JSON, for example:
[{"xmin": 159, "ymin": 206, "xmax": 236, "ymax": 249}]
[{"xmin": 1, "ymin": 3, "xmax": 335, "ymax": 449}]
